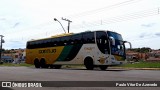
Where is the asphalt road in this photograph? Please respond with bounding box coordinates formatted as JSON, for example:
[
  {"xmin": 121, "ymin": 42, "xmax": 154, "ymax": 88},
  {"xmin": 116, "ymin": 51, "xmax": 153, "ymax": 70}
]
[{"xmin": 0, "ymin": 67, "xmax": 160, "ymax": 90}]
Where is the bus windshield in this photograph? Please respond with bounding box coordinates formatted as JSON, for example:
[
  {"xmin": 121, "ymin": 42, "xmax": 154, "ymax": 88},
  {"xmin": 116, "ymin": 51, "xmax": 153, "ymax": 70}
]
[
  {"xmin": 107, "ymin": 31, "xmax": 123, "ymax": 41},
  {"xmin": 107, "ymin": 31, "xmax": 125, "ymax": 56}
]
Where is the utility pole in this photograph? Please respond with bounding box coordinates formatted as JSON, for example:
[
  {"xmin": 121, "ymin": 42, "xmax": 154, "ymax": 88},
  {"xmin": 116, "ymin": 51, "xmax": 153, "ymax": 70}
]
[
  {"xmin": 0, "ymin": 35, "xmax": 4, "ymax": 64},
  {"xmin": 62, "ymin": 17, "xmax": 72, "ymax": 33}
]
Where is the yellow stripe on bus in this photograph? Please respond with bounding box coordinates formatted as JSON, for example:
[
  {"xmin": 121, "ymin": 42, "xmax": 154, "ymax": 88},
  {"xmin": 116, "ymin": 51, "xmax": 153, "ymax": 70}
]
[{"xmin": 26, "ymin": 46, "xmax": 64, "ymax": 64}]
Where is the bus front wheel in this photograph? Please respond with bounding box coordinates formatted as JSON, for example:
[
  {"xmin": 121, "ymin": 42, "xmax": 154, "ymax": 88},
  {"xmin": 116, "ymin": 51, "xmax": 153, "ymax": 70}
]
[{"xmin": 84, "ymin": 57, "xmax": 94, "ymax": 70}]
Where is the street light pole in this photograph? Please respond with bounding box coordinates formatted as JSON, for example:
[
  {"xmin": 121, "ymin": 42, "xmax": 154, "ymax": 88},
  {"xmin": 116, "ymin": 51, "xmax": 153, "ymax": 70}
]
[
  {"xmin": 0, "ymin": 35, "xmax": 4, "ymax": 64},
  {"xmin": 54, "ymin": 18, "xmax": 66, "ymax": 33}
]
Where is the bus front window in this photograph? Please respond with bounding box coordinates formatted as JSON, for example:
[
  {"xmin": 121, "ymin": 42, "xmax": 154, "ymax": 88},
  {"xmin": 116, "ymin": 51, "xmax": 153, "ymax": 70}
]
[
  {"xmin": 107, "ymin": 31, "xmax": 125, "ymax": 56},
  {"xmin": 111, "ymin": 41, "xmax": 124, "ymax": 56}
]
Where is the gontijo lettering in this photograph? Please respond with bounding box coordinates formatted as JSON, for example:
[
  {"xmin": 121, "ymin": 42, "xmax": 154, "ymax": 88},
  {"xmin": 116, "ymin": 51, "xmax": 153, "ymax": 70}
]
[{"xmin": 39, "ymin": 49, "xmax": 56, "ymax": 54}]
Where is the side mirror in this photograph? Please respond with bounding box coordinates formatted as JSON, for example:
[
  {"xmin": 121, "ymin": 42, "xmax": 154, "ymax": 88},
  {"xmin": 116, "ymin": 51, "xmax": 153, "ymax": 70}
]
[
  {"xmin": 124, "ymin": 41, "xmax": 132, "ymax": 49},
  {"xmin": 109, "ymin": 36, "xmax": 115, "ymax": 46}
]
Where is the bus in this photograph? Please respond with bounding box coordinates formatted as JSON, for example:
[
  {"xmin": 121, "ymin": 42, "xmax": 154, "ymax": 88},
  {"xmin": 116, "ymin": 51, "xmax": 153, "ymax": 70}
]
[{"xmin": 26, "ymin": 30, "xmax": 131, "ymax": 70}]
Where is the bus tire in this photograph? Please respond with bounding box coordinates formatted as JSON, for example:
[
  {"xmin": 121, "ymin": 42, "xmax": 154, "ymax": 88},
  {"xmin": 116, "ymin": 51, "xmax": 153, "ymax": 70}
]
[
  {"xmin": 40, "ymin": 58, "xmax": 47, "ymax": 68},
  {"xmin": 99, "ymin": 65, "xmax": 108, "ymax": 70},
  {"xmin": 34, "ymin": 59, "xmax": 40, "ymax": 68},
  {"xmin": 84, "ymin": 57, "xmax": 94, "ymax": 70}
]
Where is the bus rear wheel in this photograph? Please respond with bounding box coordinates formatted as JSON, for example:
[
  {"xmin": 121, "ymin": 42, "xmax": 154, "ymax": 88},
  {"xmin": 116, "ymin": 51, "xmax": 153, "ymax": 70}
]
[
  {"xmin": 99, "ymin": 65, "xmax": 108, "ymax": 70},
  {"xmin": 40, "ymin": 59, "xmax": 48, "ymax": 68},
  {"xmin": 34, "ymin": 59, "xmax": 40, "ymax": 68},
  {"xmin": 84, "ymin": 57, "xmax": 94, "ymax": 70}
]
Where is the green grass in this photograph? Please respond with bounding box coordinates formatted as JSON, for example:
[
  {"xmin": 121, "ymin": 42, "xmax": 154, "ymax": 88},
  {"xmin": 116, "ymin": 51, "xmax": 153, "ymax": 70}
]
[
  {"xmin": 1, "ymin": 61, "xmax": 160, "ymax": 68},
  {"xmin": 119, "ymin": 61, "xmax": 160, "ymax": 68},
  {"xmin": 0, "ymin": 63, "xmax": 33, "ymax": 67}
]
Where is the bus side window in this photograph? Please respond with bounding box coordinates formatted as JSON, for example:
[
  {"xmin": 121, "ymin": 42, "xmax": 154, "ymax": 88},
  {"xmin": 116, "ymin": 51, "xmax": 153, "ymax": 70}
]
[
  {"xmin": 51, "ymin": 38, "xmax": 55, "ymax": 46},
  {"xmin": 71, "ymin": 34, "xmax": 82, "ymax": 44},
  {"xmin": 52, "ymin": 38, "xmax": 60, "ymax": 46},
  {"xmin": 69, "ymin": 35, "xmax": 74, "ymax": 45},
  {"xmin": 67, "ymin": 36, "xmax": 71, "ymax": 45},
  {"xmin": 63, "ymin": 36, "xmax": 70, "ymax": 45},
  {"xmin": 54, "ymin": 41, "xmax": 57, "ymax": 46},
  {"xmin": 70, "ymin": 36, "xmax": 74, "ymax": 44},
  {"xmin": 43, "ymin": 40, "xmax": 48, "ymax": 48},
  {"xmin": 83, "ymin": 32, "xmax": 94, "ymax": 43},
  {"xmin": 40, "ymin": 40, "xmax": 44, "ymax": 48},
  {"xmin": 27, "ymin": 42, "xmax": 32, "ymax": 49},
  {"xmin": 58, "ymin": 37, "xmax": 63, "ymax": 46},
  {"xmin": 59, "ymin": 37, "xmax": 63, "ymax": 46},
  {"xmin": 32, "ymin": 41, "xmax": 36, "ymax": 49},
  {"xmin": 35, "ymin": 41, "xmax": 39, "ymax": 48},
  {"xmin": 96, "ymin": 32, "xmax": 108, "ymax": 44},
  {"xmin": 46, "ymin": 39, "xmax": 52, "ymax": 47},
  {"xmin": 81, "ymin": 38, "xmax": 85, "ymax": 44}
]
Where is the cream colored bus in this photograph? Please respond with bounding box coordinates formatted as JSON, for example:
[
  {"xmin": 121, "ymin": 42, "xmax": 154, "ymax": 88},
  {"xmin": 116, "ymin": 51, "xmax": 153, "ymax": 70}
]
[{"xmin": 26, "ymin": 30, "xmax": 131, "ymax": 70}]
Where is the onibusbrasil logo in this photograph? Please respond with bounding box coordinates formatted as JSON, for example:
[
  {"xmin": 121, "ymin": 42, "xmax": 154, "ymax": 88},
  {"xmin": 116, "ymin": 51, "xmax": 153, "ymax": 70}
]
[{"xmin": 1, "ymin": 82, "xmax": 42, "ymax": 87}]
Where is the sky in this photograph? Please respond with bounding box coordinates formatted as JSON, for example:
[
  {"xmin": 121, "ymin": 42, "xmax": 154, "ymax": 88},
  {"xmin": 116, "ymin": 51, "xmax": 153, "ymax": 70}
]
[{"xmin": 0, "ymin": 0, "xmax": 160, "ymax": 49}]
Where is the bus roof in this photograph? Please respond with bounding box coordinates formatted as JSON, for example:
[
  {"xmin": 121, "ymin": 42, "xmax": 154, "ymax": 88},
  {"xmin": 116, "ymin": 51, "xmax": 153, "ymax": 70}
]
[
  {"xmin": 28, "ymin": 33, "xmax": 74, "ymax": 42},
  {"xmin": 50, "ymin": 33, "xmax": 73, "ymax": 38},
  {"xmin": 27, "ymin": 30, "xmax": 120, "ymax": 42}
]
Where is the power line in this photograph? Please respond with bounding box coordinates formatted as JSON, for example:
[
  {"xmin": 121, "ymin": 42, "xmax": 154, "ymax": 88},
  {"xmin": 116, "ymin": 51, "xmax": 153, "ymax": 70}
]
[
  {"xmin": 70, "ymin": 7, "xmax": 159, "ymax": 29},
  {"xmin": 66, "ymin": 0, "xmax": 143, "ymax": 19},
  {"xmin": 6, "ymin": 7, "xmax": 160, "ymax": 41}
]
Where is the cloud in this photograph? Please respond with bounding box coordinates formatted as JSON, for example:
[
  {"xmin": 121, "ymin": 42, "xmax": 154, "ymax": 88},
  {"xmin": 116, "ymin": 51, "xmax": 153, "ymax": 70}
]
[
  {"xmin": 0, "ymin": 17, "xmax": 18, "ymax": 29},
  {"xmin": 139, "ymin": 32, "xmax": 160, "ymax": 38},
  {"xmin": 141, "ymin": 23, "xmax": 156, "ymax": 28},
  {"xmin": 155, "ymin": 32, "xmax": 160, "ymax": 37},
  {"xmin": 0, "ymin": 18, "xmax": 6, "ymax": 21},
  {"xmin": 139, "ymin": 34, "xmax": 145, "ymax": 38},
  {"xmin": 139, "ymin": 33, "xmax": 149, "ymax": 38},
  {"xmin": 4, "ymin": 40, "xmax": 26, "ymax": 49},
  {"xmin": 12, "ymin": 22, "xmax": 20, "ymax": 28}
]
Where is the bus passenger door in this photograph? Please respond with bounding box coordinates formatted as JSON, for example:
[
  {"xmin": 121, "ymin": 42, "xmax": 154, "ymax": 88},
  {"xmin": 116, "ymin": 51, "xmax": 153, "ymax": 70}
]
[
  {"xmin": 96, "ymin": 31, "xmax": 110, "ymax": 65},
  {"xmin": 96, "ymin": 32, "xmax": 110, "ymax": 54}
]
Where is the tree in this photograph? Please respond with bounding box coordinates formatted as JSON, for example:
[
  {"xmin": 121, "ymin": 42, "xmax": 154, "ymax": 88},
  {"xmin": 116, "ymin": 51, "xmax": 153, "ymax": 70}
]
[{"xmin": 129, "ymin": 47, "xmax": 151, "ymax": 53}]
